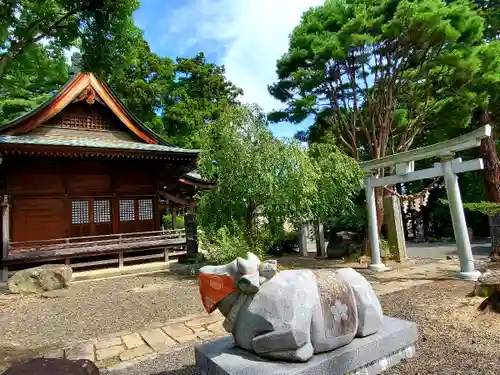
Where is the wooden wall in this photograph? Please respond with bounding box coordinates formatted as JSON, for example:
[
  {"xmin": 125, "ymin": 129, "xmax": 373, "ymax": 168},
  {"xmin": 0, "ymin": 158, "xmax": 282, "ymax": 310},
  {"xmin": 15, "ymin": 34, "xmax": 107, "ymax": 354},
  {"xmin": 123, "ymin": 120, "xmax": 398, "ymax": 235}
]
[{"xmin": 5, "ymin": 157, "xmax": 163, "ymax": 243}]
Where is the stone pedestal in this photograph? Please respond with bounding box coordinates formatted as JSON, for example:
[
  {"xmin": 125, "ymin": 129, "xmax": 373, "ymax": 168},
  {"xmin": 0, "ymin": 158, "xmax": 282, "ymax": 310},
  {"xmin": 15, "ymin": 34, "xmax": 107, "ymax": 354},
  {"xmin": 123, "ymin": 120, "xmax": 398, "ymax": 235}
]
[{"xmin": 195, "ymin": 316, "xmax": 418, "ymax": 375}]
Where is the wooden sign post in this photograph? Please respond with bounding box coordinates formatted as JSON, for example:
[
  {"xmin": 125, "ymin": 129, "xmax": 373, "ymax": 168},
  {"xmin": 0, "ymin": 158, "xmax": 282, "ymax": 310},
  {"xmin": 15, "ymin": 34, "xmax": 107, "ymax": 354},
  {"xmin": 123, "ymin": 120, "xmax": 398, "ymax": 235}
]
[{"xmin": 361, "ymin": 126, "xmax": 491, "ymax": 280}]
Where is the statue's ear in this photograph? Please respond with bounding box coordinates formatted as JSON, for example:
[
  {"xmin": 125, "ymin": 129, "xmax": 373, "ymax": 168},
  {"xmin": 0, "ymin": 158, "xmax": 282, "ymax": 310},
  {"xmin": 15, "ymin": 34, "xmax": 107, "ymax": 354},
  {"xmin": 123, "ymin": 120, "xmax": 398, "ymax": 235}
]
[{"xmin": 237, "ymin": 252, "xmax": 261, "ymax": 274}]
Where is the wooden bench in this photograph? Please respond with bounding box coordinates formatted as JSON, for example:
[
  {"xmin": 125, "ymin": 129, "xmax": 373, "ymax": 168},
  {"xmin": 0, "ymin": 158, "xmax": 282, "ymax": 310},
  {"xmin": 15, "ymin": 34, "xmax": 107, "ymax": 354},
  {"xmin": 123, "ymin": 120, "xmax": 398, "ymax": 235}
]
[{"xmin": 1, "ymin": 229, "xmax": 187, "ymax": 280}]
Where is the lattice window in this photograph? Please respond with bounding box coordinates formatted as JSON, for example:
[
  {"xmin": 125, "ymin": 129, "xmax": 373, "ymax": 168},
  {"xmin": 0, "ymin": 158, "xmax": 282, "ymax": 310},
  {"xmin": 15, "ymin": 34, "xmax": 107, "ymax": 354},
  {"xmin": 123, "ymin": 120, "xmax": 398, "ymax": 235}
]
[
  {"xmin": 52, "ymin": 113, "xmax": 115, "ymax": 130},
  {"xmin": 93, "ymin": 200, "xmax": 111, "ymax": 223},
  {"xmin": 119, "ymin": 199, "xmax": 135, "ymax": 221},
  {"xmin": 72, "ymin": 200, "xmax": 89, "ymax": 224},
  {"xmin": 138, "ymin": 199, "xmax": 154, "ymax": 220}
]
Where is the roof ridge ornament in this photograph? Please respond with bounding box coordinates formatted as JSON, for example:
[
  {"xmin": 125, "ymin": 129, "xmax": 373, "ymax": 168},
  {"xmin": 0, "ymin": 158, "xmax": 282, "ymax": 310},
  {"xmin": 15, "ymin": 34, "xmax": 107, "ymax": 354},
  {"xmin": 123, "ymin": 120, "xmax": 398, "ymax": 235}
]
[{"xmin": 74, "ymin": 84, "xmax": 102, "ymax": 105}]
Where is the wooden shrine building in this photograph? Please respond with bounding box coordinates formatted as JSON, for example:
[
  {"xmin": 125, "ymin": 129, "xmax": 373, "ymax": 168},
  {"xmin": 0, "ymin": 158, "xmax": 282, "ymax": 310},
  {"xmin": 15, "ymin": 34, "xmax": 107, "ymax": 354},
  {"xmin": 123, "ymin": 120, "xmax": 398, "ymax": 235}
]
[{"xmin": 0, "ymin": 72, "xmax": 207, "ymax": 279}]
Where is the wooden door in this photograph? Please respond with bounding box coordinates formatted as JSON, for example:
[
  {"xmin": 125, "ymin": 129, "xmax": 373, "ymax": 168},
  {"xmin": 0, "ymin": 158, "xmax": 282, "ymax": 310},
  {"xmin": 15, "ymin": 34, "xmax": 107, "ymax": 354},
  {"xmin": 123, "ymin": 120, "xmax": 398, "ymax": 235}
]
[
  {"xmin": 117, "ymin": 197, "xmax": 155, "ymax": 234},
  {"xmin": 70, "ymin": 198, "xmax": 113, "ymax": 238}
]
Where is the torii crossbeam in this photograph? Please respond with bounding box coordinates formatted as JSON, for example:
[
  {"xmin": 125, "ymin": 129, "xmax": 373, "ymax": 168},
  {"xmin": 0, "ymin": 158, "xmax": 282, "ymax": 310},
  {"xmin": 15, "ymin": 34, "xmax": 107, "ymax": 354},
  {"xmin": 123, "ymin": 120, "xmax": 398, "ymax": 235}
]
[{"xmin": 360, "ymin": 125, "xmax": 492, "ymax": 280}]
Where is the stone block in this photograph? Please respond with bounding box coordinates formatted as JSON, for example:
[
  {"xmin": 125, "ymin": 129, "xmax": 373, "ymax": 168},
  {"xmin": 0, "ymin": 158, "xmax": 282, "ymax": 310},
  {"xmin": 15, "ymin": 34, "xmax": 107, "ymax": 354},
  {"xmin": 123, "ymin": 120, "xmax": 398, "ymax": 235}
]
[
  {"xmin": 162, "ymin": 323, "xmax": 194, "ymax": 338},
  {"xmin": 65, "ymin": 342, "xmax": 94, "ymax": 361},
  {"xmin": 186, "ymin": 316, "xmax": 222, "ymax": 328},
  {"xmin": 140, "ymin": 328, "xmax": 176, "ymax": 351},
  {"xmin": 119, "ymin": 345, "xmax": 153, "ymax": 361},
  {"xmin": 206, "ymin": 321, "xmax": 225, "ymax": 335},
  {"xmin": 95, "ymin": 337, "xmax": 122, "ymax": 350},
  {"xmin": 174, "ymin": 334, "xmax": 198, "ymax": 344},
  {"xmin": 96, "ymin": 345, "xmax": 125, "ymax": 361},
  {"xmin": 195, "ymin": 316, "xmax": 417, "ymax": 375},
  {"xmin": 122, "ymin": 333, "xmax": 145, "ymax": 349}
]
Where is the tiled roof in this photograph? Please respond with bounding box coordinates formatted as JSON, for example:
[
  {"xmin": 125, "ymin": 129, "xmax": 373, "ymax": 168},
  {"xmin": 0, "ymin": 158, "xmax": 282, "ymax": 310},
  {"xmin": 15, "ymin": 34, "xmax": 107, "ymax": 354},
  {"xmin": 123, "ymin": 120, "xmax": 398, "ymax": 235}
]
[{"xmin": 0, "ymin": 134, "xmax": 199, "ymax": 154}]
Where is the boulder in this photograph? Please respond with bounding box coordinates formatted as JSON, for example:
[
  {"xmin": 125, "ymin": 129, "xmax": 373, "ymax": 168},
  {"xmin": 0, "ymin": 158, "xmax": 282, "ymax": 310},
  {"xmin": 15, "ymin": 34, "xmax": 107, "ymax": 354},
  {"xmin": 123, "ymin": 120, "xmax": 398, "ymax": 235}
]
[
  {"xmin": 327, "ymin": 231, "xmax": 363, "ymax": 259},
  {"xmin": 2, "ymin": 358, "xmax": 99, "ymax": 375},
  {"xmin": 8, "ymin": 265, "xmax": 72, "ymax": 294}
]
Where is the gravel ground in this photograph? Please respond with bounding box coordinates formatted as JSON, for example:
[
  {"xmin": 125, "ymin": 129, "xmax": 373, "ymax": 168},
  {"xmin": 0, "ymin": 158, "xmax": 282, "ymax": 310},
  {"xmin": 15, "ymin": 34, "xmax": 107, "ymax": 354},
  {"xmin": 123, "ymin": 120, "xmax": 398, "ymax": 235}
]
[
  {"xmin": 383, "ymin": 280, "xmax": 500, "ymax": 375},
  {"xmin": 109, "ymin": 280, "xmax": 500, "ymax": 375},
  {"xmin": 0, "ymin": 271, "xmax": 203, "ymax": 350}
]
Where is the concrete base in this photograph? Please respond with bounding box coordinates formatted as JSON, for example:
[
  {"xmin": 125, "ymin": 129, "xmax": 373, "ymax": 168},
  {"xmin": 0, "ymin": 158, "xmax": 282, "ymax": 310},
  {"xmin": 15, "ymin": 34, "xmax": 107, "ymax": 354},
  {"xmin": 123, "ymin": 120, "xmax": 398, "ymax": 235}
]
[
  {"xmin": 368, "ymin": 263, "xmax": 387, "ymax": 272},
  {"xmin": 457, "ymin": 269, "xmax": 481, "ymax": 281},
  {"xmin": 195, "ymin": 316, "xmax": 418, "ymax": 375}
]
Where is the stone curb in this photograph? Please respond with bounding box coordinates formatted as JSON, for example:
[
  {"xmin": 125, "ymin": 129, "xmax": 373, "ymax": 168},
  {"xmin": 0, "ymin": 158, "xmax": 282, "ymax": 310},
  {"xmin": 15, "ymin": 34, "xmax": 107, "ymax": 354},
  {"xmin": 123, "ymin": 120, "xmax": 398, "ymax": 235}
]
[{"xmin": 20, "ymin": 311, "xmax": 226, "ymax": 372}]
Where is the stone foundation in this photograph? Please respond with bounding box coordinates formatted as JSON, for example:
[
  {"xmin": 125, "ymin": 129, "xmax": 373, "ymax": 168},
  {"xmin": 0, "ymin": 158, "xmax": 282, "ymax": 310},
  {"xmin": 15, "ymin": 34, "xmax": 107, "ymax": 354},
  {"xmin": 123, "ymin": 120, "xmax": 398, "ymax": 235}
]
[{"xmin": 195, "ymin": 316, "xmax": 418, "ymax": 375}]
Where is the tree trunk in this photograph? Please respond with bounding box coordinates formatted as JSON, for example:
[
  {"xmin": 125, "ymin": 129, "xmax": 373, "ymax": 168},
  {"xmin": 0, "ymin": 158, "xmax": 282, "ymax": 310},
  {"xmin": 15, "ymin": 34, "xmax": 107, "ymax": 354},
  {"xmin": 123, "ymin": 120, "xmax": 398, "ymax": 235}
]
[
  {"xmin": 480, "ymin": 135, "xmax": 500, "ymax": 202},
  {"xmin": 0, "ymin": 54, "xmax": 11, "ymax": 78},
  {"xmin": 479, "ymin": 134, "xmax": 500, "ymax": 259}
]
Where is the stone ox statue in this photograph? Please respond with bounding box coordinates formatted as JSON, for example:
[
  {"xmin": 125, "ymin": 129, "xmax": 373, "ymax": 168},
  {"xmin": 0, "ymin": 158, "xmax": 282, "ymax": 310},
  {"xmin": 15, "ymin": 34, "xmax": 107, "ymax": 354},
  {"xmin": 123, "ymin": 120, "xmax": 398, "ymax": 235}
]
[{"xmin": 198, "ymin": 253, "xmax": 383, "ymax": 362}]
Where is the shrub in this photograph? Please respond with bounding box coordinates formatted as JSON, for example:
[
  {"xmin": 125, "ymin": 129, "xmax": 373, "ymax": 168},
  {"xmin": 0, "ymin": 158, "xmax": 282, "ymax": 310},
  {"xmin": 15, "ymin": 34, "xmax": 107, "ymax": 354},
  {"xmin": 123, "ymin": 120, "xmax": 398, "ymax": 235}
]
[
  {"xmin": 198, "ymin": 223, "xmax": 267, "ymax": 266},
  {"xmin": 163, "ymin": 213, "xmax": 185, "ymax": 229}
]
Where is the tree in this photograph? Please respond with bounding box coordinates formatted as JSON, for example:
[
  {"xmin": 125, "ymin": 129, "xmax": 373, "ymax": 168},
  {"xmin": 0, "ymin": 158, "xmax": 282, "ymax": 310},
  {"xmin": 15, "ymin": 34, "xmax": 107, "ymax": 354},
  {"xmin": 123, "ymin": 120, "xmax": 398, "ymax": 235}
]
[
  {"xmin": 196, "ymin": 104, "xmax": 363, "ymax": 242},
  {"xmin": 0, "ymin": 41, "xmax": 68, "ymax": 123},
  {"xmin": 0, "ymin": 0, "xmax": 140, "ymax": 79},
  {"xmin": 268, "ymin": 0, "xmax": 487, "ymax": 226},
  {"xmin": 107, "ymin": 39, "xmax": 175, "ymax": 126},
  {"xmin": 270, "ymin": 0, "xmax": 484, "ymax": 161},
  {"xmin": 162, "ymin": 53, "xmax": 243, "ymax": 148}
]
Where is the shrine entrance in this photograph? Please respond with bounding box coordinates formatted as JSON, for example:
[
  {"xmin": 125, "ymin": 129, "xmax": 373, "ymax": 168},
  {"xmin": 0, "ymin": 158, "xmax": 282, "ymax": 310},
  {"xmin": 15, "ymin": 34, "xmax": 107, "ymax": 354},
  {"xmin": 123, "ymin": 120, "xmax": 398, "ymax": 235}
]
[{"xmin": 360, "ymin": 125, "xmax": 491, "ymax": 280}]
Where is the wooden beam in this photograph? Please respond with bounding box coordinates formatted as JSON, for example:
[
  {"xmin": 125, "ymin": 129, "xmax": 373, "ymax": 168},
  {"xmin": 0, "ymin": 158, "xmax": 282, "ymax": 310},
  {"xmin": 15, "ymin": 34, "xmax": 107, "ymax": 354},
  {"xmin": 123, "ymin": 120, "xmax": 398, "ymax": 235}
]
[
  {"xmin": 360, "ymin": 125, "xmax": 491, "ymax": 172},
  {"xmin": 159, "ymin": 191, "xmax": 190, "ymax": 206}
]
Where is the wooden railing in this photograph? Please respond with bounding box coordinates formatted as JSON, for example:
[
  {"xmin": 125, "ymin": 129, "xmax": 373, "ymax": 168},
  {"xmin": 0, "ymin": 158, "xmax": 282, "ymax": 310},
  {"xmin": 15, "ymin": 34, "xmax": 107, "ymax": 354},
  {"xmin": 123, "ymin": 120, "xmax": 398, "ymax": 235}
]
[{"xmin": 9, "ymin": 229, "xmax": 186, "ymax": 254}]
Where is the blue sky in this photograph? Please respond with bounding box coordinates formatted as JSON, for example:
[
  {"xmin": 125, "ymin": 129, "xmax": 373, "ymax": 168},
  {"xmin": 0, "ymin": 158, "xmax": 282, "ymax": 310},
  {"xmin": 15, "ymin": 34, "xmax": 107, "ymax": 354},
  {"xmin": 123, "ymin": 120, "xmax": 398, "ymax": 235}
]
[{"xmin": 133, "ymin": 0, "xmax": 324, "ymax": 138}]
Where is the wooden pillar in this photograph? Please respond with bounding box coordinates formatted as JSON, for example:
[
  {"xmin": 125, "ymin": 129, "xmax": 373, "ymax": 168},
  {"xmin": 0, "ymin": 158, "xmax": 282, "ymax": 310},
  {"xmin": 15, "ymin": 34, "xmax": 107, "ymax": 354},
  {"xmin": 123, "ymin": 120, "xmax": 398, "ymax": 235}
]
[
  {"xmin": 1, "ymin": 196, "xmax": 9, "ymax": 281},
  {"xmin": 383, "ymin": 195, "xmax": 406, "ymax": 261},
  {"xmin": 314, "ymin": 220, "xmax": 326, "ymax": 257},
  {"xmin": 172, "ymin": 208, "xmax": 177, "ymax": 230}
]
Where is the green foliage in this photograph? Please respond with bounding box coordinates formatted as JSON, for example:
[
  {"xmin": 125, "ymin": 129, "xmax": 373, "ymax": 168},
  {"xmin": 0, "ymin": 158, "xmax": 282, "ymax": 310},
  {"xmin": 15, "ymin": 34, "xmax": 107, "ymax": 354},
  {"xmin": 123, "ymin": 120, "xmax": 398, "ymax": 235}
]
[
  {"xmin": 379, "ymin": 238, "xmax": 391, "ymax": 259},
  {"xmin": 0, "ymin": 0, "xmax": 140, "ymax": 79},
  {"xmin": 107, "ymin": 38, "xmax": 174, "ymax": 125},
  {"xmin": 459, "ymin": 201, "xmax": 500, "ymax": 216},
  {"xmin": 197, "ymin": 104, "xmax": 363, "ymax": 245},
  {"xmin": 108, "ymin": 50, "xmax": 243, "ymax": 148},
  {"xmin": 198, "ymin": 223, "xmax": 266, "ymax": 266},
  {"xmin": 269, "ymin": 0, "xmax": 488, "ymax": 161},
  {"xmin": 162, "ymin": 213, "xmax": 185, "ymax": 230},
  {"xmin": 162, "ymin": 53, "xmax": 243, "ymax": 148},
  {"xmin": 309, "ymin": 142, "xmax": 364, "ymax": 221},
  {"xmin": 330, "ymin": 204, "xmax": 367, "ymax": 234},
  {"xmin": 0, "ymin": 42, "xmax": 69, "ymax": 123},
  {"xmin": 197, "ymin": 104, "xmax": 318, "ymax": 232}
]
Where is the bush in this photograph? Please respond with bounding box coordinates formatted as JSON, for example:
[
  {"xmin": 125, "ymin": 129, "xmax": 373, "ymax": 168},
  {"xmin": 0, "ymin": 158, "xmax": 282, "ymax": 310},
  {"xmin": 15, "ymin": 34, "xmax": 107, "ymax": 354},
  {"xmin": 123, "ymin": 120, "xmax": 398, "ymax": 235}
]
[
  {"xmin": 198, "ymin": 223, "xmax": 267, "ymax": 266},
  {"xmin": 163, "ymin": 213, "xmax": 185, "ymax": 229}
]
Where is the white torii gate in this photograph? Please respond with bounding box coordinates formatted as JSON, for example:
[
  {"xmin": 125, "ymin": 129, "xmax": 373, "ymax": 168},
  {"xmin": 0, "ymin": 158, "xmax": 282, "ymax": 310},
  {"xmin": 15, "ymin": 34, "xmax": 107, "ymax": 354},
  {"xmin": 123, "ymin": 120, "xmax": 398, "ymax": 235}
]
[{"xmin": 360, "ymin": 125, "xmax": 492, "ymax": 280}]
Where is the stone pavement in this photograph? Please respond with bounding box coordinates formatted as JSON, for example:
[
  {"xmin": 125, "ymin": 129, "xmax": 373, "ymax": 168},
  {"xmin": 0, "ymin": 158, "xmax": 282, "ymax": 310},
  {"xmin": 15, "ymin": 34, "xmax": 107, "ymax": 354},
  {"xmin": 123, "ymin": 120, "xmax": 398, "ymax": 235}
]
[
  {"xmin": 36, "ymin": 311, "xmax": 226, "ymax": 372},
  {"xmin": 5, "ymin": 259, "xmax": 464, "ymax": 373}
]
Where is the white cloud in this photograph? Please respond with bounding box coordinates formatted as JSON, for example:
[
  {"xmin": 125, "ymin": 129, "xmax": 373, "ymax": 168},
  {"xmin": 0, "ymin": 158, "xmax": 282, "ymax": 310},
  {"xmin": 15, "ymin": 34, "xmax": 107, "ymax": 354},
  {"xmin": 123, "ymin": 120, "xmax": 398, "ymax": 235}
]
[{"xmin": 162, "ymin": 0, "xmax": 324, "ymax": 115}]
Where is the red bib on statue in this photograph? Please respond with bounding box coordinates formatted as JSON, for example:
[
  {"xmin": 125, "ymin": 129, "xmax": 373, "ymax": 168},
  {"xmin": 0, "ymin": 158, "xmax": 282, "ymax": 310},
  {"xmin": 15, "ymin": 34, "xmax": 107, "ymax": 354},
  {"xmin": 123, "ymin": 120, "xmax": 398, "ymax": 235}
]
[{"xmin": 198, "ymin": 273, "xmax": 236, "ymax": 313}]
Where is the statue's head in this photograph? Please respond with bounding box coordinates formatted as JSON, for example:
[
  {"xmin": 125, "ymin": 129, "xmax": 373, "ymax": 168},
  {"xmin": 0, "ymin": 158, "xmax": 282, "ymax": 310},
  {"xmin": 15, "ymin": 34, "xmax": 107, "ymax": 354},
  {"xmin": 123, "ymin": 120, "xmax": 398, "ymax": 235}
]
[{"xmin": 198, "ymin": 252, "xmax": 277, "ymax": 314}]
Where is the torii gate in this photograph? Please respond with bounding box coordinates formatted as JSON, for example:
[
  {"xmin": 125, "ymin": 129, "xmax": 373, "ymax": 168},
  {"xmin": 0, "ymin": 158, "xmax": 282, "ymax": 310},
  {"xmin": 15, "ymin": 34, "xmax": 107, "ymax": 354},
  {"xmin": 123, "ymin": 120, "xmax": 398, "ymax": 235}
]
[{"xmin": 360, "ymin": 125, "xmax": 492, "ymax": 280}]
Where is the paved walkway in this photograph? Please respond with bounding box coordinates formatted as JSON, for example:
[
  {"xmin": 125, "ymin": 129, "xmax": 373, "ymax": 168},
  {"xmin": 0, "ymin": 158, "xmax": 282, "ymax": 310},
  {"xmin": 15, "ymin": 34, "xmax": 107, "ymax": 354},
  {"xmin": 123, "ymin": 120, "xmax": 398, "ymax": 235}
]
[{"xmin": 17, "ymin": 258, "xmax": 462, "ymax": 373}]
